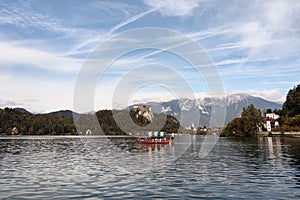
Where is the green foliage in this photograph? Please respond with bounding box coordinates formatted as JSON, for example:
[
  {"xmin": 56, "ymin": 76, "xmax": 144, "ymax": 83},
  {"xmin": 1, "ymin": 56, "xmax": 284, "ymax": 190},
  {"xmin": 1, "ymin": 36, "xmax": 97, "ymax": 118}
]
[
  {"xmin": 277, "ymin": 84, "xmax": 300, "ymax": 132},
  {"xmin": 0, "ymin": 107, "xmax": 181, "ymax": 135},
  {"xmin": 295, "ymin": 115, "xmax": 300, "ymax": 126},
  {"xmin": 162, "ymin": 115, "xmax": 180, "ymax": 133},
  {"xmin": 96, "ymin": 108, "xmax": 180, "ymax": 135},
  {"xmin": 278, "ymin": 114, "xmax": 300, "ymax": 132},
  {"xmin": 222, "ymin": 104, "xmax": 261, "ymax": 137},
  {"xmin": 222, "ymin": 118, "xmax": 245, "ymax": 137},
  {"xmin": 241, "ymin": 104, "xmax": 262, "ymax": 136},
  {"xmin": 96, "ymin": 110, "xmax": 126, "ymax": 135},
  {"xmin": 0, "ymin": 108, "xmax": 76, "ymax": 135},
  {"xmin": 266, "ymin": 108, "xmax": 272, "ymax": 114},
  {"xmin": 282, "ymin": 84, "xmax": 300, "ymax": 117}
]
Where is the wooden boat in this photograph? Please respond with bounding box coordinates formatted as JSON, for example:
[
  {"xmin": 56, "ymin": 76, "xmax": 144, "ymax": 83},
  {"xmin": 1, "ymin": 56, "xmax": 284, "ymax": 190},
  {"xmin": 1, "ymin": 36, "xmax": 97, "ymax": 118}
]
[
  {"xmin": 138, "ymin": 131, "xmax": 171, "ymax": 144},
  {"xmin": 138, "ymin": 138, "xmax": 171, "ymax": 144}
]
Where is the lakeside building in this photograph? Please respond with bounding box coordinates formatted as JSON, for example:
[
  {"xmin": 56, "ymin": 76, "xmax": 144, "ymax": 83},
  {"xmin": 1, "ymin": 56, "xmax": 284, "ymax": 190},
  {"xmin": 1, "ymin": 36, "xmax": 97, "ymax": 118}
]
[
  {"xmin": 11, "ymin": 127, "xmax": 19, "ymax": 135},
  {"xmin": 262, "ymin": 113, "xmax": 280, "ymax": 132}
]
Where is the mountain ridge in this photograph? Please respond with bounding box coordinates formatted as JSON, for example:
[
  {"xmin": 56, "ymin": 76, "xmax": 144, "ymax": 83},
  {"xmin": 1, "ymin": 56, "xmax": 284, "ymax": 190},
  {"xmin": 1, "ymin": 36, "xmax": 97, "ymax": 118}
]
[
  {"xmin": 5, "ymin": 93, "xmax": 282, "ymax": 129},
  {"xmin": 134, "ymin": 93, "xmax": 282, "ymax": 128}
]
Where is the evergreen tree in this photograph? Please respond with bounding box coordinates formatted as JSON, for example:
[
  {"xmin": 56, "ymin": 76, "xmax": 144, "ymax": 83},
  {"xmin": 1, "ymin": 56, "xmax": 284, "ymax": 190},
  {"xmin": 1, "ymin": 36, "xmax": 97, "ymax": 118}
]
[
  {"xmin": 241, "ymin": 104, "xmax": 262, "ymax": 136},
  {"xmin": 282, "ymin": 84, "xmax": 300, "ymax": 117},
  {"xmin": 222, "ymin": 104, "xmax": 261, "ymax": 136}
]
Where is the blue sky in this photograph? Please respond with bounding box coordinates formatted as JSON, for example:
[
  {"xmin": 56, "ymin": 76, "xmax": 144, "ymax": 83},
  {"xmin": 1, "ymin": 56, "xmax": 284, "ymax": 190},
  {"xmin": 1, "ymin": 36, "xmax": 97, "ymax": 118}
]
[{"xmin": 0, "ymin": 0, "xmax": 299, "ymax": 112}]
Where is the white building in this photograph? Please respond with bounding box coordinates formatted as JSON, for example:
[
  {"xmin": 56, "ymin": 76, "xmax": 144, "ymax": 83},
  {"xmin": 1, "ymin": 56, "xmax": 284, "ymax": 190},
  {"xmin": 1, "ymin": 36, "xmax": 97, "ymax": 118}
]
[
  {"xmin": 266, "ymin": 113, "xmax": 280, "ymax": 120},
  {"xmin": 263, "ymin": 113, "xmax": 280, "ymax": 132}
]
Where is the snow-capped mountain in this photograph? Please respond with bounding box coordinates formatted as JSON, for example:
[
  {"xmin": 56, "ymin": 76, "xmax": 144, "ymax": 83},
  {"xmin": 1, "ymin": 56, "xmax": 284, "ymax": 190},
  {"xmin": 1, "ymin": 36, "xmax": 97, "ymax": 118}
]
[{"xmin": 141, "ymin": 93, "xmax": 282, "ymax": 128}]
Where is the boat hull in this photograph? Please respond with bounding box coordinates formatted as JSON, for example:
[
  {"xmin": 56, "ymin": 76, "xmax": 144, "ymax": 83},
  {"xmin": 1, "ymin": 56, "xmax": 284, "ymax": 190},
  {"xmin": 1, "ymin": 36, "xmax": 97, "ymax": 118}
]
[{"xmin": 138, "ymin": 138, "xmax": 171, "ymax": 144}]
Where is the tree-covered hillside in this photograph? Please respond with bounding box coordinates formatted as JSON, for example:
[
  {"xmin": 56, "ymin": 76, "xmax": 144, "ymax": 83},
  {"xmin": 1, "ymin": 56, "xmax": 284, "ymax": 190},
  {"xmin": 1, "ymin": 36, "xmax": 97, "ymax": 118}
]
[
  {"xmin": 279, "ymin": 84, "xmax": 300, "ymax": 131},
  {"xmin": 0, "ymin": 108, "xmax": 77, "ymax": 135},
  {"xmin": 0, "ymin": 107, "xmax": 180, "ymax": 135}
]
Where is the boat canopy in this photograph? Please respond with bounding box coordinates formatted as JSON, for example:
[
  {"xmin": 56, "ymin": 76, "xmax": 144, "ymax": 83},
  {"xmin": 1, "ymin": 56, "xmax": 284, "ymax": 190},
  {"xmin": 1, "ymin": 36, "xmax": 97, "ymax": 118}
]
[{"xmin": 146, "ymin": 131, "xmax": 166, "ymax": 137}]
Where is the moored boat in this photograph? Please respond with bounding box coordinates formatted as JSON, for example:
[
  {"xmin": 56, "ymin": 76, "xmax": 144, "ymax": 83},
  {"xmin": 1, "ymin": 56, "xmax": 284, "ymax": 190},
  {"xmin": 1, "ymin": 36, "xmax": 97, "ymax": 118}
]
[{"xmin": 138, "ymin": 131, "xmax": 172, "ymax": 144}]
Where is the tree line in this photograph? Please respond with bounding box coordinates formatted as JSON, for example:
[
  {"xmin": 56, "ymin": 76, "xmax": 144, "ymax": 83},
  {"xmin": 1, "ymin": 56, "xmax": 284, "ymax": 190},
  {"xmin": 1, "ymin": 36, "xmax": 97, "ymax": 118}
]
[
  {"xmin": 0, "ymin": 108, "xmax": 77, "ymax": 135},
  {"xmin": 0, "ymin": 108, "xmax": 180, "ymax": 135},
  {"xmin": 278, "ymin": 84, "xmax": 300, "ymax": 131}
]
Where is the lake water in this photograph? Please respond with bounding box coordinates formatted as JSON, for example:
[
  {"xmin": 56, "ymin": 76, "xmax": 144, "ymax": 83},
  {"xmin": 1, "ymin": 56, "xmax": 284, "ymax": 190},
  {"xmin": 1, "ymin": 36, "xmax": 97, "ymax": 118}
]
[{"xmin": 1, "ymin": 135, "xmax": 300, "ymax": 199}]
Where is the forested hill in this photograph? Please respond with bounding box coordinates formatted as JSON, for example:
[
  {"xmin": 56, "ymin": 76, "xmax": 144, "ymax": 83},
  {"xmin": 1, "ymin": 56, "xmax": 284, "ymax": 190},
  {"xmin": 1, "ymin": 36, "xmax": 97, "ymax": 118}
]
[
  {"xmin": 0, "ymin": 107, "xmax": 180, "ymax": 135},
  {"xmin": 0, "ymin": 108, "xmax": 77, "ymax": 135}
]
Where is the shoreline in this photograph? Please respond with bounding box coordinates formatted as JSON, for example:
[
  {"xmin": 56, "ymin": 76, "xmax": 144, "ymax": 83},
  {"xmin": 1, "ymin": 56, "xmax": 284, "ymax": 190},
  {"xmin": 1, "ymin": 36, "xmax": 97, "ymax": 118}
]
[
  {"xmin": 0, "ymin": 135, "xmax": 139, "ymax": 139},
  {"xmin": 258, "ymin": 131, "xmax": 300, "ymax": 137}
]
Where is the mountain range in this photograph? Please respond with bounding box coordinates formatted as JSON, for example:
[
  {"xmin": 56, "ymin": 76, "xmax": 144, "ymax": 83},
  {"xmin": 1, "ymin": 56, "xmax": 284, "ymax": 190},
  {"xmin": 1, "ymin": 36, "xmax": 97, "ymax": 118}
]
[
  {"xmin": 140, "ymin": 93, "xmax": 282, "ymax": 129},
  {"xmin": 9, "ymin": 93, "xmax": 282, "ymax": 129}
]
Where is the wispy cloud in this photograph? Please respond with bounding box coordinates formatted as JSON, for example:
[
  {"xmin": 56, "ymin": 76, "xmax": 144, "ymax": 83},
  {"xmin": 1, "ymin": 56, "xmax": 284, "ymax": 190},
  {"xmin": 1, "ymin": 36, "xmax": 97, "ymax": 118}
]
[
  {"xmin": 0, "ymin": 0, "xmax": 299, "ymax": 112},
  {"xmin": 144, "ymin": 0, "xmax": 201, "ymax": 17},
  {"xmin": 108, "ymin": 8, "xmax": 157, "ymax": 35},
  {"xmin": 0, "ymin": 42, "xmax": 83, "ymax": 73},
  {"xmin": 0, "ymin": 2, "xmax": 82, "ymax": 37},
  {"xmin": 89, "ymin": 1, "xmax": 141, "ymax": 17},
  {"xmin": 72, "ymin": 7, "xmax": 157, "ymax": 54},
  {"xmin": 179, "ymin": 0, "xmax": 300, "ymax": 62}
]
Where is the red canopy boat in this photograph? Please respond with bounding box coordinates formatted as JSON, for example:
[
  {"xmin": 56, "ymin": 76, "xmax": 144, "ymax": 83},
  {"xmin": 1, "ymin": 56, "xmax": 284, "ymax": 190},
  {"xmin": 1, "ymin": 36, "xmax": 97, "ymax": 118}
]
[
  {"xmin": 138, "ymin": 137, "xmax": 171, "ymax": 144},
  {"xmin": 138, "ymin": 131, "xmax": 171, "ymax": 144}
]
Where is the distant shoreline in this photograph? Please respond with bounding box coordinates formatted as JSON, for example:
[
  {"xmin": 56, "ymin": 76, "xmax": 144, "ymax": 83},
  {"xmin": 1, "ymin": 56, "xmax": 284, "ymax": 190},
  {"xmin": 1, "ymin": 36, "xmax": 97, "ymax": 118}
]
[
  {"xmin": 0, "ymin": 135, "xmax": 139, "ymax": 139},
  {"xmin": 258, "ymin": 131, "xmax": 300, "ymax": 137}
]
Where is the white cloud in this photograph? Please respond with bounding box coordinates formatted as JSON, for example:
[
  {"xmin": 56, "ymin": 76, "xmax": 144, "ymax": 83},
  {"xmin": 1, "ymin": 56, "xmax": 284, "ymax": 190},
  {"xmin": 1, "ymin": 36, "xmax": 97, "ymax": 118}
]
[
  {"xmin": 130, "ymin": 91, "xmax": 177, "ymax": 104},
  {"xmin": 229, "ymin": 90, "xmax": 285, "ymax": 103},
  {"xmin": 0, "ymin": 42, "xmax": 82, "ymax": 72},
  {"xmin": 144, "ymin": 0, "xmax": 201, "ymax": 17},
  {"xmin": 236, "ymin": 1, "xmax": 300, "ymax": 58},
  {"xmin": 95, "ymin": 83, "xmax": 178, "ymax": 110},
  {"xmin": 181, "ymin": 0, "xmax": 300, "ymax": 62},
  {"xmin": 263, "ymin": 0, "xmax": 300, "ymax": 29},
  {"xmin": 238, "ymin": 22, "xmax": 271, "ymax": 47},
  {"xmin": 215, "ymin": 58, "xmax": 248, "ymax": 66},
  {"xmin": 0, "ymin": 72, "xmax": 75, "ymax": 113}
]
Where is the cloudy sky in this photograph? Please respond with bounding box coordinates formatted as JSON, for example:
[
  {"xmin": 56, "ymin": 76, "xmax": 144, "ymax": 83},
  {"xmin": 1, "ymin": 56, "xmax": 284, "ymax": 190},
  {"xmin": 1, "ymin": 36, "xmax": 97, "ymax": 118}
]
[{"xmin": 1, "ymin": 0, "xmax": 299, "ymax": 113}]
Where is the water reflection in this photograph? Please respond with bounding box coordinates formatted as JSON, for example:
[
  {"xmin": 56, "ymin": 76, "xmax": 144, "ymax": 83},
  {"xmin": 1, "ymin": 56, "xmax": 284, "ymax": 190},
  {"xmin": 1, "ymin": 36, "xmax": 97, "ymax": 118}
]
[{"xmin": 1, "ymin": 136, "xmax": 300, "ymax": 199}]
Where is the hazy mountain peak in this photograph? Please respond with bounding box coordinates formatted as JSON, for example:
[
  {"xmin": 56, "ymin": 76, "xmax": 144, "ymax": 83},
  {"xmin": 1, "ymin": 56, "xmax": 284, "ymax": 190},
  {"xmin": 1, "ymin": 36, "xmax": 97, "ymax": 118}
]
[
  {"xmin": 226, "ymin": 93, "xmax": 250, "ymax": 105},
  {"xmin": 143, "ymin": 93, "xmax": 282, "ymax": 128}
]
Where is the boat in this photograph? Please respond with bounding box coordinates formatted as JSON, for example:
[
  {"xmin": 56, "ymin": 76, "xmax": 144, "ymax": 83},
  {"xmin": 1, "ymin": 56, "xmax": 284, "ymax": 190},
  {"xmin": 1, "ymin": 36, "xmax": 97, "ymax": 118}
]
[{"xmin": 138, "ymin": 131, "xmax": 171, "ymax": 144}]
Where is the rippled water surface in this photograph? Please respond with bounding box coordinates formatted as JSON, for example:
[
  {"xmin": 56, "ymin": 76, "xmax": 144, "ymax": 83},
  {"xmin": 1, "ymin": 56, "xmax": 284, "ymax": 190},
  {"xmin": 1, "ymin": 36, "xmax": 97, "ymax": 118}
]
[{"xmin": 1, "ymin": 136, "xmax": 300, "ymax": 199}]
